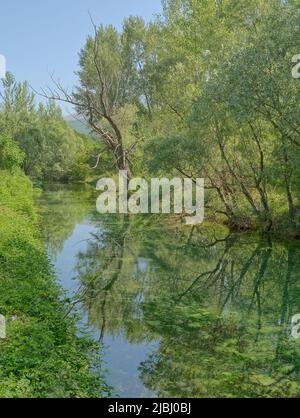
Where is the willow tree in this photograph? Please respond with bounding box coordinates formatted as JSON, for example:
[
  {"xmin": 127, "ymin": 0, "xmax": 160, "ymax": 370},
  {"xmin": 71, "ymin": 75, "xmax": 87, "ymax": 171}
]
[
  {"xmin": 199, "ymin": 0, "xmax": 300, "ymax": 230},
  {"xmin": 144, "ymin": 0, "xmax": 300, "ymax": 233}
]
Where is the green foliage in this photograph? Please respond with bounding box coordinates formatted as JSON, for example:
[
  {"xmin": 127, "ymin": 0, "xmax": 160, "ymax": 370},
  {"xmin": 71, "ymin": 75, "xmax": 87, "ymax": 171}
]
[
  {"xmin": 0, "ymin": 171, "xmax": 110, "ymax": 397},
  {"xmin": 135, "ymin": 0, "xmax": 300, "ymax": 235},
  {"xmin": 0, "ymin": 74, "xmax": 94, "ymax": 182},
  {"xmin": 0, "ymin": 134, "xmax": 24, "ymax": 170},
  {"xmin": 0, "ymin": 0, "xmax": 296, "ymax": 398},
  {"xmin": 1, "ymin": 1, "xmax": 299, "ymax": 235},
  {"xmin": 0, "ymin": 169, "xmax": 36, "ymax": 220},
  {"xmin": 61, "ymin": 0, "xmax": 300, "ymax": 234}
]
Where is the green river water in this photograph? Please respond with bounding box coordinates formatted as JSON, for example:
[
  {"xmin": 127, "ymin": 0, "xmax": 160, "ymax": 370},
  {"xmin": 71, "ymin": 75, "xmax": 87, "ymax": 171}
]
[{"xmin": 36, "ymin": 184, "xmax": 300, "ymax": 398}]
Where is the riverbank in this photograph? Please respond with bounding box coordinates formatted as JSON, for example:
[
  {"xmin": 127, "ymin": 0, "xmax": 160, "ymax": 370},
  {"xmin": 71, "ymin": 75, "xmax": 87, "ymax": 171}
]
[
  {"xmin": 0, "ymin": 169, "xmax": 110, "ymax": 397},
  {"xmin": 84, "ymin": 172, "xmax": 300, "ymax": 241}
]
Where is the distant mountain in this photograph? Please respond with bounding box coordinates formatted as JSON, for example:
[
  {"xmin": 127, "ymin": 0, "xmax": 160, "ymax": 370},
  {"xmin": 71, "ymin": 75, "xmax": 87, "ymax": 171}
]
[{"xmin": 65, "ymin": 115, "xmax": 91, "ymax": 136}]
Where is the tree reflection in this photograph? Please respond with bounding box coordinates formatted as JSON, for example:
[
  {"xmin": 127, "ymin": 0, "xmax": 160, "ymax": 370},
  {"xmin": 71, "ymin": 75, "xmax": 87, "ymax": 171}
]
[
  {"xmin": 37, "ymin": 184, "xmax": 95, "ymax": 257},
  {"xmin": 74, "ymin": 216, "xmax": 300, "ymax": 397}
]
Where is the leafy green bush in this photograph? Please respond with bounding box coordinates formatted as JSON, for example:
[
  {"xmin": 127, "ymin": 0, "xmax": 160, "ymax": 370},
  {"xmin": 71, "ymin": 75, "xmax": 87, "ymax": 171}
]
[{"xmin": 0, "ymin": 134, "xmax": 24, "ymax": 170}]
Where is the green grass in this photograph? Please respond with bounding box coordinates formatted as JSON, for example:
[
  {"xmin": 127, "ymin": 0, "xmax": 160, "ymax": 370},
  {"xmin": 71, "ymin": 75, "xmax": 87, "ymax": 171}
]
[{"xmin": 0, "ymin": 169, "xmax": 110, "ymax": 397}]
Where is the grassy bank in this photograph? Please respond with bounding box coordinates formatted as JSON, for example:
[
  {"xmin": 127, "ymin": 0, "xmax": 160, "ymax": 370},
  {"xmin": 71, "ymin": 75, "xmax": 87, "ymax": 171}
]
[{"xmin": 0, "ymin": 168, "xmax": 110, "ymax": 397}]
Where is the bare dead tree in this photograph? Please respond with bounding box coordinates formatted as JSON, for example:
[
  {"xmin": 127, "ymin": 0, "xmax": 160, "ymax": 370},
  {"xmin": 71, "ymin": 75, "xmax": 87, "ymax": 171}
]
[{"xmin": 33, "ymin": 17, "xmax": 135, "ymax": 178}]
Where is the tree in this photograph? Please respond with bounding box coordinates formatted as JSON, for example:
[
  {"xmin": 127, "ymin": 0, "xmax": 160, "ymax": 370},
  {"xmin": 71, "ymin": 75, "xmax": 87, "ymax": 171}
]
[
  {"xmin": 0, "ymin": 73, "xmax": 93, "ymax": 181},
  {"xmin": 0, "ymin": 134, "xmax": 24, "ymax": 170}
]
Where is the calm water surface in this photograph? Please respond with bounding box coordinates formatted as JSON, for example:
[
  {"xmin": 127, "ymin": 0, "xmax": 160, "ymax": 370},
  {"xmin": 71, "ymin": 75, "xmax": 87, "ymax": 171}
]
[{"xmin": 36, "ymin": 184, "xmax": 300, "ymax": 398}]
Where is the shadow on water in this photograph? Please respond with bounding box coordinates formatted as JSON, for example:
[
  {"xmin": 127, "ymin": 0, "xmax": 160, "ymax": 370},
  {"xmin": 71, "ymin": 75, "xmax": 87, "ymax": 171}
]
[{"xmin": 36, "ymin": 184, "xmax": 300, "ymax": 398}]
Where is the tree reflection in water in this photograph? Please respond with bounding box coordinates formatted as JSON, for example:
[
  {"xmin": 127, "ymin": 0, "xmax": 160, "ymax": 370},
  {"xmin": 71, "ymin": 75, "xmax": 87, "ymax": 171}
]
[{"xmin": 74, "ymin": 214, "xmax": 300, "ymax": 398}]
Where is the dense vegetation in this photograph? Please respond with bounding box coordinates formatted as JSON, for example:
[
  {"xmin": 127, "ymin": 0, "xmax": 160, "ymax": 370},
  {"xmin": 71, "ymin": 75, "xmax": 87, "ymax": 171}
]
[
  {"xmin": 1, "ymin": 1, "xmax": 299, "ymax": 236},
  {"xmin": 44, "ymin": 0, "xmax": 300, "ymax": 236},
  {"xmin": 0, "ymin": 135, "xmax": 110, "ymax": 397},
  {"xmin": 0, "ymin": 73, "xmax": 96, "ymax": 182}
]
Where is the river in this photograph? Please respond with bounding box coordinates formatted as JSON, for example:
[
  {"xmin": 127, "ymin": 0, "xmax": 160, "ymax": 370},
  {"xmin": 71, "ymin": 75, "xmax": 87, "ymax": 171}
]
[{"xmin": 36, "ymin": 184, "xmax": 300, "ymax": 398}]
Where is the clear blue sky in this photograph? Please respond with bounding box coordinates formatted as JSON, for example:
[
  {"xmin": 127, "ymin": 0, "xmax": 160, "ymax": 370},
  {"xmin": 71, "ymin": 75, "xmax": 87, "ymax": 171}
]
[{"xmin": 0, "ymin": 0, "xmax": 162, "ymax": 113}]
